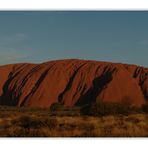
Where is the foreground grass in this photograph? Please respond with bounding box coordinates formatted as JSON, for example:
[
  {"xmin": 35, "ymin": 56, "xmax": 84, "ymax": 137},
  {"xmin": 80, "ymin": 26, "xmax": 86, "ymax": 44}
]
[{"xmin": 0, "ymin": 106, "xmax": 148, "ymax": 137}]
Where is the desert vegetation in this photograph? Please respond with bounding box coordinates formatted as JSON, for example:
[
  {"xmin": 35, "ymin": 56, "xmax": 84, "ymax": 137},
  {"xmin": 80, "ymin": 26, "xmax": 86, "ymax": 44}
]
[
  {"xmin": 80, "ymin": 97, "xmax": 139, "ymax": 116},
  {"xmin": 0, "ymin": 98, "xmax": 148, "ymax": 137}
]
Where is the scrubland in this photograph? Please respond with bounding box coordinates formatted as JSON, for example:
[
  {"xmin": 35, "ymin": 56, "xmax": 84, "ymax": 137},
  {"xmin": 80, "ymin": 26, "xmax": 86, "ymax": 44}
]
[{"xmin": 0, "ymin": 105, "xmax": 148, "ymax": 137}]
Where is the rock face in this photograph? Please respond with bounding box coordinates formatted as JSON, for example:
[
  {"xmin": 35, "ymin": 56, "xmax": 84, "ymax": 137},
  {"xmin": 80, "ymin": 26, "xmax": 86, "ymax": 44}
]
[{"xmin": 0, "ymin": 59, "xmax": 147, "ymax": 108}]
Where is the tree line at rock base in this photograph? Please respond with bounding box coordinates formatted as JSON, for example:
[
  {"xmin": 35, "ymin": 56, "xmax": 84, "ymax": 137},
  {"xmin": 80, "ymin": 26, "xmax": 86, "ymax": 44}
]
[{"xmin": 50, "ymin": 96, "xmax": 148, "ymax": 116}]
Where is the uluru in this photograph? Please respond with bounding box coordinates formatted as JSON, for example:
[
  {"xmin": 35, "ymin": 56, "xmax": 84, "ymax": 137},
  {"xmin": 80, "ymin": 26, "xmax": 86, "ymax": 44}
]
[{"xmin": 0, "ymin": 59, "xmax": 147, "ymax": 108}]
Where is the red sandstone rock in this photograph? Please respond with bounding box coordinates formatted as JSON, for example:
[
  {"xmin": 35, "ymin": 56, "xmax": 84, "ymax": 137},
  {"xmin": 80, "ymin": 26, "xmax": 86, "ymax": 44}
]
[{"xmin": 0, "ymin": 59, "xmax": 147, "ymax": 107}]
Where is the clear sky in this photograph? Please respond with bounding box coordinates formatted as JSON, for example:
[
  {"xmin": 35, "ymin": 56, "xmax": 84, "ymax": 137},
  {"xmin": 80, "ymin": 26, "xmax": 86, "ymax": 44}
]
[{"xmin": 0, "ymin": 11, "xmax": 148, "ymax": 67}]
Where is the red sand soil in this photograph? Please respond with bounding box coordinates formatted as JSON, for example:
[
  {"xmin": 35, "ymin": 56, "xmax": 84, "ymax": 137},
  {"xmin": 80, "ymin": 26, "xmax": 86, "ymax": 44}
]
[{"xmin": 0, "ymin": 59, "xmax": 147, "ymax": 107}]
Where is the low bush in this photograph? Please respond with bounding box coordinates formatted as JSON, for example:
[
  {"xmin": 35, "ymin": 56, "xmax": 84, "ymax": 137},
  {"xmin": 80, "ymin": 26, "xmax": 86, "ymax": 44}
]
[
  {"xmin": 80, "ymin": 101, "xmax": 119, "ymax": 116},
  {"xmin": 50, "ymin": 102, "xmax": 64, "ymax": 112},
  {"xmin": 13, "ymin": 116, "xmax": 58, "ymax": 130},
  {"xmin": 15, "ymin": 115, "xmax": 44, "ymax": 129},
  {"xmin": 142, "ymin": 103, "xmax": 148, "ymax": 113},
  {"xmin": 44, "ymin": 118, "xmax": 58, "ymax": 129},
  {"xmin": 80, "ymin": 96, "xmax": 136, "ymax": 116}
]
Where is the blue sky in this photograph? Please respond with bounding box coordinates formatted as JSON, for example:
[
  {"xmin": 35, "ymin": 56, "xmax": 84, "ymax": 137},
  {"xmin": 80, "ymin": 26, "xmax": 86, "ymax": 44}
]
[{"xmin": 0, "ymin": 11, "xmax": 148, "ymax": 67}]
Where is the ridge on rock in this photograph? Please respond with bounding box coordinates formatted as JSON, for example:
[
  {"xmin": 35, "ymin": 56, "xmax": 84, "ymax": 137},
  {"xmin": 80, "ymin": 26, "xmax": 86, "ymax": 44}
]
[{"xmin": 0, "ymin": 59, "xmax": 147, "ymax": 108}]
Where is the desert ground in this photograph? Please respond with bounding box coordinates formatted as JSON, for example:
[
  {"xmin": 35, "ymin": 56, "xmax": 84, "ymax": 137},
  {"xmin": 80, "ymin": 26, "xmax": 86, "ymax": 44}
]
[{"xmin": 0, "ymin": 105, "xmax": 148, "ymax": 137}]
